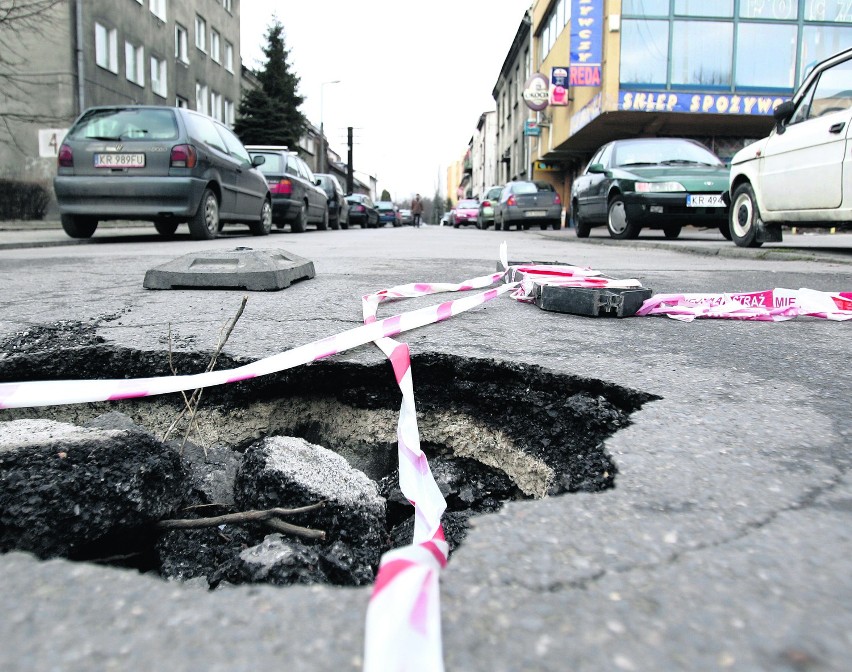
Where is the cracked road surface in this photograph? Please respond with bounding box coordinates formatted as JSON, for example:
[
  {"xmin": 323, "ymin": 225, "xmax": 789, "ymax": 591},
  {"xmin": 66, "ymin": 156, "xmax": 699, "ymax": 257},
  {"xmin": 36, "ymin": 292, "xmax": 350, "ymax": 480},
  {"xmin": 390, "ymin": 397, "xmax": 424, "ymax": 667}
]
[{"xmin": 1, "ymin": 224, "xmax": 850, "ymax": 671}]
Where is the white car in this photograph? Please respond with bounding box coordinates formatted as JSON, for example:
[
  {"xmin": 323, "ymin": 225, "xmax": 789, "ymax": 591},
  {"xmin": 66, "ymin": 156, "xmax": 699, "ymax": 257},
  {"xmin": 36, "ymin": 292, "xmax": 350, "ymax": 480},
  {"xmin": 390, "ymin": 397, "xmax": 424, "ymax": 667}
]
[{"xmin": 726, "ymin": 46, "xmax": 852, "ymax": 247}]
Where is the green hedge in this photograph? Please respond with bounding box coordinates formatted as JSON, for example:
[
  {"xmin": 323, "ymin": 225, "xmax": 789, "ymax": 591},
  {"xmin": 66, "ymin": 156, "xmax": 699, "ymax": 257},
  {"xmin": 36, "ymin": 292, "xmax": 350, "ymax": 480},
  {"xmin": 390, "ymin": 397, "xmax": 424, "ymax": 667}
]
[{"xmin": 0, "ymin": 179, "xmax": 50, "ymax": 220}]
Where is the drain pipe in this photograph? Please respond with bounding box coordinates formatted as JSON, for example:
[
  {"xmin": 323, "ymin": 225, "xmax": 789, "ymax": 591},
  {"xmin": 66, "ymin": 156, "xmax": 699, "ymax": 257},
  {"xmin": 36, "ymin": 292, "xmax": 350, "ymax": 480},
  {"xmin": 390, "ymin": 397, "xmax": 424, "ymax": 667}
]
[{"xmin": 75, "ymin": 0, "xmax": 85, "ymax": 114}]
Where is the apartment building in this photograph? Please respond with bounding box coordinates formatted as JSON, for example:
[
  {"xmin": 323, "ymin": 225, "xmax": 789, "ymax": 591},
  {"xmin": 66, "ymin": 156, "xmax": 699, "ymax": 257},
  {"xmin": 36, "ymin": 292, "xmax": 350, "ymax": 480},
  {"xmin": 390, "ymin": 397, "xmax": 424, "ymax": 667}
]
[
  {"xmin": 471, "ymin": 111, "xmax": 498, "ymax": 200},
  {"xmin": 1, "ymin": 0, "xmax": 242, "ymax": 183}
]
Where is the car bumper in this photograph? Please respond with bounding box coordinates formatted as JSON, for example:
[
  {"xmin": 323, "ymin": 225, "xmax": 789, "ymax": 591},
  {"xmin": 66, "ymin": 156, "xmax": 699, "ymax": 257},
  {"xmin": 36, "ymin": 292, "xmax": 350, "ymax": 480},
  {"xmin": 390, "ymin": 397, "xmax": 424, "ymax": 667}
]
[
  {"xmin": 54, "ymin": 175, "xmax": 207, "ymax": 219},
  {"xmin": 622, "ymin": 193, "xmax": 728, "ymax": 225},
  {"xmin": 269, "ymin": 196, "xmax": 300, "ymax": 222},
  {"xmin": 502, "ymin": 205, "xmax": 562, "ymax": 222}
]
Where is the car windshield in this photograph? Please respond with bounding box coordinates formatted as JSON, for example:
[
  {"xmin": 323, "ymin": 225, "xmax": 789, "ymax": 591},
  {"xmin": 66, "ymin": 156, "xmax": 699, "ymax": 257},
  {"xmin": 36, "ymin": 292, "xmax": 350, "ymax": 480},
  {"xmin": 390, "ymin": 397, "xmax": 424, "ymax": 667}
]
[
  {"xmin": 69, "ymin": 108, "xmax": 178, "ymax": 141},
  {"xmin": 458, "ymin": 200, "xmax": 478, "ymax": 208},
  {"xmin": 612, "ymin": 139, "xmax": 722, "ymax": 167},
  {"xmin": 510, "ymin": 182, "xmax": 538, "ymax": 195}
]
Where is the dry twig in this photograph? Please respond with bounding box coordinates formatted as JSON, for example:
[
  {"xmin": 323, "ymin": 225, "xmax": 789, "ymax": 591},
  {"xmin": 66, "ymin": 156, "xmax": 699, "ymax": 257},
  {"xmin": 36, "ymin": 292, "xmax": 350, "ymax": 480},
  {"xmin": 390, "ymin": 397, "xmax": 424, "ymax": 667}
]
[{"xmin": 156, "ymin": 503, "xmax": 327, "ymax": 541}]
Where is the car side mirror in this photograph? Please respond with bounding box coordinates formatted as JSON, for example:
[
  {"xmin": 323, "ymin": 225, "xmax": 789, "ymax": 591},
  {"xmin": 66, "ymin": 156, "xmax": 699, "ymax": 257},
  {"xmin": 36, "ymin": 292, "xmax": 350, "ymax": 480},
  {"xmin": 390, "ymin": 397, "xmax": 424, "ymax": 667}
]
[
  {"xmin": 773, "ymin": 100, "xmax": 795, "ymax": 134},
  {"xmin": 251, "ymin": 155, "xmax": 266, "ymax": 167},
  {"xmin": 587, "ymin": 163, "xmax": 606, "ymax": 174}
]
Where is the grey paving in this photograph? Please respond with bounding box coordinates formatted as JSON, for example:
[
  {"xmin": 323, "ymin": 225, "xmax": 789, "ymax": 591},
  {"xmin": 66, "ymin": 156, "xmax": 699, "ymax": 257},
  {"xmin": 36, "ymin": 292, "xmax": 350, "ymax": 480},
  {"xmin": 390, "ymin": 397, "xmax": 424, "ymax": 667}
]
[{"xmin": 0, "ymin": 224, "xmax": 850, "ymax": 671}]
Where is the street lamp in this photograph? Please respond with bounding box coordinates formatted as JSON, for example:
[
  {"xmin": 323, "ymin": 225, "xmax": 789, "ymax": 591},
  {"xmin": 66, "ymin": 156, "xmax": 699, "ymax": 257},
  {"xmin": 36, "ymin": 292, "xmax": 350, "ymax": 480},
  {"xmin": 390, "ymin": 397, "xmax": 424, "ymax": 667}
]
[{"xmin": 320, "ymin": 80, "xmax": 341, "ymax": 173}]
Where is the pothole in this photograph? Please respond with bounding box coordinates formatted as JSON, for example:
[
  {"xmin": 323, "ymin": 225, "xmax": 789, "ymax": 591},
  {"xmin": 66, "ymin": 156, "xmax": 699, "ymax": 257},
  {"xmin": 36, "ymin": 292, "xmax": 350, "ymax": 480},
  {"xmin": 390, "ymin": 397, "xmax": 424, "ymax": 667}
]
[{"xmin": 0, "ymin": 337, "xmax": 658, "ymax": 589}]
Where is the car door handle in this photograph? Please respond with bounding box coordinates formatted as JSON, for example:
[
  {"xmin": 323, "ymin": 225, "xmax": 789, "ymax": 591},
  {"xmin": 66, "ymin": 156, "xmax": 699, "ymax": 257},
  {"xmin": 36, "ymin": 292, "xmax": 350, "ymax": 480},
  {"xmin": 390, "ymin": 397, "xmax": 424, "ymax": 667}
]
[{"xmin": 829, "ymin": 122, "xmax": 845, "ymax": 134}]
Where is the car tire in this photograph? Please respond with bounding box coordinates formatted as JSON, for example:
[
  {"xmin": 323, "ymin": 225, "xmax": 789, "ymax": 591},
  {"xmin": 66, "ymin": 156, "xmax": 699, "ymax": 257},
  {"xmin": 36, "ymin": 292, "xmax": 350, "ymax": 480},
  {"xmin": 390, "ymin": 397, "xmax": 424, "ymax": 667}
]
[
  {"xmin": 340, "ymin": 219, "xmax": 349, "ymax": 230},
  {"xmin": 718, "ymin": 222, "xmax": 732, "ymax": 240},
  {"xmin": 574, "ymin": 205, "xmax": 591, "ymax": 238},
  {"xmin": 494, "ymin": 216, "xmax": 502, "ymax": 232},
  {"xmin": 61, "ymin": 214, "xmax": 98, "ymax": 239},
  {"xmin": 154, "ymin": 219, "xmax": 179, "ymax": 237},
  {"xmin": 730, "ymin": 183, "xmax": 763, "ymax": 248},
  {"xmin": 330, "ymin": 214, "xmax": 340, "ymax": 230},
  {"xmin": 188, "ymin": 188, "xmax": 220, "ymax": 240},
  {"xmin": 663, "ymin": 225, "xmax": 682, "ymax": 239},
  {"xmin": 551, "ymin": 219, "xmax": 561, "ymax": 230},
  {"xmin": 250, "ymin": 198, "xmax": 273, "ymax": 236},
  {"xmin": 291, "ymin": 203, "xmax": 308, "ymax": 233},
  {"xmin": 317, "ymin": 208, "xmax": 329, "ymax": 231},
  {"xmin": 606, "ymin": 194, "xmax": 641, "ymax": 240}
]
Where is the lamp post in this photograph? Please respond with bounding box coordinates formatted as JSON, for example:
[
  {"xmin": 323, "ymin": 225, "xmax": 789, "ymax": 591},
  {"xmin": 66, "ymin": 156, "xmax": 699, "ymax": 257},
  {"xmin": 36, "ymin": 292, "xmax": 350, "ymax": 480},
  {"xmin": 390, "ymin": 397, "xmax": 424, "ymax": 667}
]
[{"xmin": 319, "ymin": 79, "xmax": 341, "ymax": 173}]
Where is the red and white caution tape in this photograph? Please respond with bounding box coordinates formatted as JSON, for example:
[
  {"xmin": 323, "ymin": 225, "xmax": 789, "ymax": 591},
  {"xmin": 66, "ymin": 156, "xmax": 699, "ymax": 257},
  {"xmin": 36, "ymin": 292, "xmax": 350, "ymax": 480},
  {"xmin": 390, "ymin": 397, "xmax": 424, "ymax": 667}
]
[{"xmin": 637, "ymin": 288, "xmax": 852, "ymax": 322}]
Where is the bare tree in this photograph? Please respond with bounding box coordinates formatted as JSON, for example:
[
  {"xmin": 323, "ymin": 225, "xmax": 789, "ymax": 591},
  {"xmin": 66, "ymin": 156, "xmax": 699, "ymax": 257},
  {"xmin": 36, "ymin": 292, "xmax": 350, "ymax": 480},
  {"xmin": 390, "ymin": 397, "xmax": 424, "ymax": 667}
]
[{"xmin": 0, "ymin": 0, "xmax": 67, "ymax": 147}]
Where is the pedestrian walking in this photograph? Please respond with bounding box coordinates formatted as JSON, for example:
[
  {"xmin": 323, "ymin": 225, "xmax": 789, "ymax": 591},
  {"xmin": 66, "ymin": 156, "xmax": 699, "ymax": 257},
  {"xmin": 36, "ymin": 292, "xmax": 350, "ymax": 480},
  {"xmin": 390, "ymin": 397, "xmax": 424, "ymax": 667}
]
[{"xmin": 411, "ymin": 194, "xmax": 423, "ymax": 228}]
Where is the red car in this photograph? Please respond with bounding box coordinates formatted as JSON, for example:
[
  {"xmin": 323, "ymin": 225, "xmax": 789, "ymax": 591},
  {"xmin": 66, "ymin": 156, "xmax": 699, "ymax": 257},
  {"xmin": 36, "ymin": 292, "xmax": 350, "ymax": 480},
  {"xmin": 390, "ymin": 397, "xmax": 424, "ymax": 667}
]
[{"xmin": 451, "ymin": 199, "xmax": 480, "ymax": 227}]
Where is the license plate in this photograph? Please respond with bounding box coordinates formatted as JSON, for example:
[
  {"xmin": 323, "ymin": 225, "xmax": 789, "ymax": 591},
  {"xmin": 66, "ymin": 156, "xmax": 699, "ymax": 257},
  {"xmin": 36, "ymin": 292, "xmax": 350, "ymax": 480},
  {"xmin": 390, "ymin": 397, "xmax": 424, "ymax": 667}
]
[
  {"xmin": 525, "ymin": 210, "xmax": 547, "ymax": 217},
  {"xmin": 687, "ymin": 194, "xmax": 724, "ymax": 207},
  {"xmin": 94, "ymin": 153, "xmax": 145, "ymax": 168}
]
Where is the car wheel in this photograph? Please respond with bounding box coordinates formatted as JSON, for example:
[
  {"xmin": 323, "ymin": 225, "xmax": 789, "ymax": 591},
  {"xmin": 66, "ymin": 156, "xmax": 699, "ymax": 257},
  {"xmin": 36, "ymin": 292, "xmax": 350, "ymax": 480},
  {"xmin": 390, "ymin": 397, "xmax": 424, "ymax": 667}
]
[
  {"xmin": 551, "ymin": 219, "xmax": 561, "ymax": 230},
  {"xmin": 539, "ymin": 222, "xmax": 548, "ymax": 230},
  {"xmin": 730, "ymin": 183, "xmax": 763, "ymax": 248},
  {"xmin": 718, "ymin": 222, "xmax": 732, "ymax": 240},
  {"xmin": 606, "ymin": 194, "xmax": 641, "ymax": 239},
  {"xmin": 340, "ymin": 219, "xmax": 349, "ymax": 230},
  {"xmin": 663, "ymin": 225, "xmax": 682, "ymax": 239},
  {"xmin": 317, "ymin": 208, "xmax": 329, "ymax": 231},
  {"xmin": 291, "ymin": 202, "xmax": 308, "ymax": 233},
  {"xmin": 250, "ymin": 198, "xmax": 273, "ymax": 236},
  {"xmin": 188, "ymin": 188, "xmax": 220, "ymax": 240},
  {"xmin": 494, "ymin": 216, "xmax": 502, "ymax": 232},
  {"xmin": 574, "ymin": 205, "xmax": 591, "ymax": 238},
  {"xmin": 60, "ymin": 214, "xmax": 98, "ymax": 239},
  {"xmin": 329, "ymin": 214, "xmax": 340, "ymax": 230},
  {"xmin": 154, "ymin": 219, "xmax": 179, "ymax": 237}
]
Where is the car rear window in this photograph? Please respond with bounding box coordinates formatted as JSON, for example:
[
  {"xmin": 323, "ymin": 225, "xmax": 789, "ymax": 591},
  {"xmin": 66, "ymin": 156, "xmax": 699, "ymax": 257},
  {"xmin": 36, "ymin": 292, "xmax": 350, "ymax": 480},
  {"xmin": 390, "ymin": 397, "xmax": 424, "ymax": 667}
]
[
  {"xmin": 511, "ymin": 182, "xmax": 538, "ymax": 195},
  {"xmin": 68, "ymin": 108, "xmax": 178, "ymax": 141},
  {"xmin": 458, "ymin": 199, "xmax": 478, "ymax": 207},
  {"xmin": 251, "ymin": 153, "xmax": 284, "ymax": 174}
]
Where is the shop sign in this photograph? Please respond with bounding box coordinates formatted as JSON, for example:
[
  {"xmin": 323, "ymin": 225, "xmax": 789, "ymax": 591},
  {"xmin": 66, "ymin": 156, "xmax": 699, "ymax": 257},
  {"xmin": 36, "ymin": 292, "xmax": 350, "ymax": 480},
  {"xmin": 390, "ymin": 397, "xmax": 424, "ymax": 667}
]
[
  {"xmin": 524, "ymin": 119, "xmax": 541, "ymax": 136},
  {"xmin": 570, "ymin": 0, "xmax": 603, "ymax": 87},
  {"xmin": 536, "ymin": 161, "xmax": 561, "ymax": 172},
  {"xmin": 523, "ymin": 73, "xmax": 550, "ymax": 111},
  {"xmin": 618, "ymin": 91, "xmax": 789, "ymax": 116},
  {"xmin": 550, "ymin": 67, "xmax": 569, "ymax": 106}
]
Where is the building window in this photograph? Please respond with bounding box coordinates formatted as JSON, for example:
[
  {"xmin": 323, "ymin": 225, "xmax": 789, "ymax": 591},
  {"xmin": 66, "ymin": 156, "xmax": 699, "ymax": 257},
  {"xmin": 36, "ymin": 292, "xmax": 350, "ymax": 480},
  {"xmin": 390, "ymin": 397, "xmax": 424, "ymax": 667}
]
[
  {"xmin": 736, "ymin": 23, "xmax": 797, "ymax": 89},
  {"xmin": 740, "ymin": 0, "xmax": 798, "ymax": 19},
  {"xmin": 195, "ymin": 16, "xmax": 207, "ymax": 52},
  {"xmin": 150, "ymin": 56, "xmax": 167, "ymax": 97},
  {"xmin": 223, "ymin": 0, "xmax": 233, "ymax": 13},
  {"xmin": 196, "ymin": 82, "xmax": 209, "ymax": 115},
  {"xmin": 671, "ymin": 20, "xmax": 733, "ymax": 88},
  {"xmin": 801, "ymin": 25, "xmax": 852, "ymax": 76},
  {"xmin": 125, "ymin": 42, "xmax": 144, "ymax": 85},
  {"xmin": 95, "ymin": 23, "xmax": 118, "ymax": 74},
  {"xmin": 149, "ymin": 0, "xmax": 166, "ymax": 21},
  {"xmin": 175, "ymin": 23, "xmax": 189, "ymax": 63},
  {"xmin": 622, "ymin": 0, "xmax": 668, "ymax": 13},
  {"xmin": 176, "ymin": 96, "xmax": 189, "ymax": 109},
  {"xmin": 674, "ymin": 0, "xmax": 733, "ymax": 17},
  {"xmin": 211, "ymin": 90, "xmax": 222, "ymax": 121},
  {"xmin": 620, "ymin": 19, "xmax": 670, "ymax": 86},
  {"xmin": 224, "ymin": 40, "xmax": 234, "ymax": 72},
  {"xmin": 224, "ymin": 98, "xmax": 235, "ymax": 127},
  {"xmin": 805, "ymin": 0, "xmax": 852, "ymax": 21},
  {"xmin": 210, "ymin": 29, "xmax": 220, "ymax": 63}
]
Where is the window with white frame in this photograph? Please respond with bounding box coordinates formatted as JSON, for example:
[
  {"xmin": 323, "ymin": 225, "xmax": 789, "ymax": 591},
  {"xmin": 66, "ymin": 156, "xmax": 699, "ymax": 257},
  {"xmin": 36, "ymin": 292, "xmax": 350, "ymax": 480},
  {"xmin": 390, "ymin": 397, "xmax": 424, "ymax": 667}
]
[
  {"xmin": 224, "ymin": 98, "xmax": 235, "ymax": 127},
  {"xmin": 210, "ymin": 90, "xmax": 222, "ymax": 121},
  {"xmin": 176, "ymin": 96, "xmax": 189, "ymax": 108},
  {"xmin": 195, "ymin": 16, "xmax": 207, "ymax": 52},
  {"xmin": 150, "ymin": 56, "xmax": 167, "ymax": 97},
  {"xmin": 224, "ymin": 40, "xmax": 234, "ymax": 72},
  {"xmin": 125, "ymin": 42, "xmax": 144, "ymax": 85},
  {"xmin": 175, "ymin": 23, "xmax": 189, "ymax": 63},
  {"xmin": 149, "ymin": 0, "xmax": 166, "ymax": 21},
  {"xmin": 95, "ymin": 23, "xmax": 118, "ymax": 73},
  {"xmin": 196, "ymin": 82, "xmax": 209, "ymax": 115},
  {"xmin": 223, "ymin": 0, "xmax": 232, "ymax": 13},
  {"xmin": 210, "ymin": 29, "xmax": 220, "ymax": 63}
]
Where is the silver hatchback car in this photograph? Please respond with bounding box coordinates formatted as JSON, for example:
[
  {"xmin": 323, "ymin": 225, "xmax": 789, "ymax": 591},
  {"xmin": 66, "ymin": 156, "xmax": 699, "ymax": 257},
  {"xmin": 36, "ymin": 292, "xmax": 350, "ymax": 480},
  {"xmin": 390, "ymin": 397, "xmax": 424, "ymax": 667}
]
[{"xmin": 54, "ymin": 106, "xmax": 272, "ymax": 240}]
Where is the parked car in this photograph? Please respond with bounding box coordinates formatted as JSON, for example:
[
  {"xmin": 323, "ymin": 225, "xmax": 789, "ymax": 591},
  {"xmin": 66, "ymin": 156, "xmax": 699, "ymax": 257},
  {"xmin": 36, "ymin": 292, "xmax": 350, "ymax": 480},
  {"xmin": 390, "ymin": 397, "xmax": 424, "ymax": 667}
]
[
  {"xmin": 244, "ymin": 145, "xmax": 328, "ymax": 232},
  {"xmin": 345, "ymin": 193, "xmax": 380, "ymax": 228},
  {"xmin": 375, "ymin": 200, "xmax": 401, "ymax": 227},
  {"xmin": 726, "ymin": 46, "xmax": 852, "ymax": 247},
  {"xmin": 451, "ymin": 199, "xmax": 480, "ymax": 227},
  {"xmin": 53, "ymin": 105, "xmax": 272, "ymax": 240},
  {"xmin": 315, "ymin": 172, "xmax": 349, "ymax": 230},
  {"xmin": 571, "ymin": 137, "xmax": 729, "ymax": 240},
  {"xmin": 399, "ymin": 208, "xmax": 413, "ymax": 225},
  {"xmin": 495, "ymin": 182, "xmax": 562, "ymax": 231},
  {"xmin": 440, "ymin": 211, "xmax": 452, "ymax": 226},
  {"xmin": 476, "ymin": 185, "xmax": 504, "ymax": 229}
]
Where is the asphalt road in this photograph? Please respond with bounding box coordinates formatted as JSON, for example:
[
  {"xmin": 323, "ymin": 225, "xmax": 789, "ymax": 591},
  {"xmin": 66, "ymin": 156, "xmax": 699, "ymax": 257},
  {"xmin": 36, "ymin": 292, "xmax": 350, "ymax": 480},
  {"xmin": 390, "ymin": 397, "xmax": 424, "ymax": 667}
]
[{"xmin": 1, "ymin": 222, "xmax": 851, "ymax": 671}]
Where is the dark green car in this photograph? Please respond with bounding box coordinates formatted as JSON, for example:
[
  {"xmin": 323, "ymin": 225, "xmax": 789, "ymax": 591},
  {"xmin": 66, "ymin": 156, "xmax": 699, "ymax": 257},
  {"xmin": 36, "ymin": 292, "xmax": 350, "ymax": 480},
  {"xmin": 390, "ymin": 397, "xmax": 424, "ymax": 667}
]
[{"xmin": 570, "ymin": 138, "xmax": 731, "ymax": 240}]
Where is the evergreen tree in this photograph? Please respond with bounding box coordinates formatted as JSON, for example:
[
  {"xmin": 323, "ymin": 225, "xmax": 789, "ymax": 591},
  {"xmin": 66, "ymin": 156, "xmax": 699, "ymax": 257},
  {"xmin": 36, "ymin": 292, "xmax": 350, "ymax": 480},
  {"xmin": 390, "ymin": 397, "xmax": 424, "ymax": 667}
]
[
  {"xmin": 234, "ymin": 20, "xmax": 306, "ymax": 147},
  {"xmin": 380, "ymin": 189, "xmax": 392, "ymax": 202}
]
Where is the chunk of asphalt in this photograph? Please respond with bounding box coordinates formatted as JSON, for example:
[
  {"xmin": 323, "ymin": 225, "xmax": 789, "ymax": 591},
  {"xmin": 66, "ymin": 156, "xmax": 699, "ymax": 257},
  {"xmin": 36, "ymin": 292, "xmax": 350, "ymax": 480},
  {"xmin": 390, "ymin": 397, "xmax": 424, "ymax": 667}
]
[{"xmin": 143, "ymin": 247, "xmax": 315, "ymax": 291}]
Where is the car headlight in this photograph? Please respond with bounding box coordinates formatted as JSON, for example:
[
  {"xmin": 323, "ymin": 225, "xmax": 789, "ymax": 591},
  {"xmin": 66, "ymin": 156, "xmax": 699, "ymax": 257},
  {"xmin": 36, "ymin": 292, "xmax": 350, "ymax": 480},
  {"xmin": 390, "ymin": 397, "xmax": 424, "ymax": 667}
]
[{"xmin": 635, "ymin": 181, "xmax": 686, "ymax": 192}]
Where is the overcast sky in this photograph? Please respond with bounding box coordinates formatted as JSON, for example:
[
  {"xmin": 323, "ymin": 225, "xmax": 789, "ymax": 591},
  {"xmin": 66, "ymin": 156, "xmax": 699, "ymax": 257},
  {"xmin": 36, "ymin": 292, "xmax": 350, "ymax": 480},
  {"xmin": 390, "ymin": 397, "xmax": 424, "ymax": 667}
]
[{"xmin": 240, "ymin": 0, "xmax": 531, "ymax": 201}]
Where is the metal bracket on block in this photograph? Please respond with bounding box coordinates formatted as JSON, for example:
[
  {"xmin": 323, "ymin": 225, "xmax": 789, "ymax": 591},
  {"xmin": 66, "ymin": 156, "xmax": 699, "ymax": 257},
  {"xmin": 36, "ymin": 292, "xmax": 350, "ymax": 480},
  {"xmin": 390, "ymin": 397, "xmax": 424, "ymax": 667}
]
[{"xmin": 533, "ymin": 284, "xmax": 653, "ymax": 318}]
